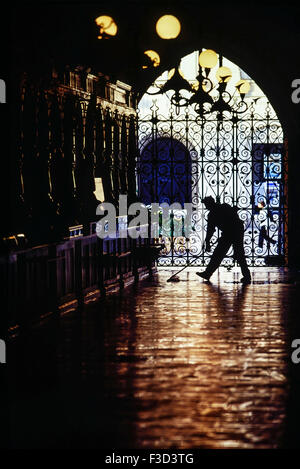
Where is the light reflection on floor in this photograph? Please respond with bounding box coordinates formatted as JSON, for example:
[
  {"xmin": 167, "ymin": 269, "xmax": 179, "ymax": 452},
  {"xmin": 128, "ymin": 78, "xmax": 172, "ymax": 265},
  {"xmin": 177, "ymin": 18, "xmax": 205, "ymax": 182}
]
[{"xmin": 9, "ymin": 267, "xmax": 300, "ymax": 449}]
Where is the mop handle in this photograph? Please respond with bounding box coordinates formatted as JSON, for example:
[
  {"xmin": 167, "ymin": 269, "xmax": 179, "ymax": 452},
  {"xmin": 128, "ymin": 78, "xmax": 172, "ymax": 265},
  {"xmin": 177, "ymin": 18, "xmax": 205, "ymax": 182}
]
[{"xmin": 167, "ymin": 242, "xmax": 207, "ymax": 281}]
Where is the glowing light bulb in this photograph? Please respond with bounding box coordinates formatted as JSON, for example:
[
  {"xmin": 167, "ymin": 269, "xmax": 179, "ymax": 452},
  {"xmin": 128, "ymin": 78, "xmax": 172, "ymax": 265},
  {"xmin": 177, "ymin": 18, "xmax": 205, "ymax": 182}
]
[
  {"xmin": 199, "ymin": 49, "xmax": 218, "ymax": 69},
  {"xmin": 168, "ymin": 68, "xmax": 175, "ymax": 79},
  {"xmin": 235, "ymin": 79, "xmax": 251, "ymax": 94},
  {"xmin": 216, "ymin": 66, "xmax": 232, "ymax": 83},
  {"xmin": 156, "ymin": 15, "xmax": 181, "ymax": 39},
  {"xmin": 167, "ymin": 68, "xmax": 185, "ymax": 79},
  {"xmin": 95, "ymin": 15, "xmax": 118, "ymax": 39},
  {"xmin": 143, "ymin": 50, "xmax": 161, "ymax": 69}
]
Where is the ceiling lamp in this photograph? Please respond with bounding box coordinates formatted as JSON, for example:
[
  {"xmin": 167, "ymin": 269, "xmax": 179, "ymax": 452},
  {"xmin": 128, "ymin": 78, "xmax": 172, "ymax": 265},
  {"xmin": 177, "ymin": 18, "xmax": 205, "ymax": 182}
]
[
  {"xmin": 216, "ymin": 66, "xmax": 232, "ymax": 83},
  {"xmin": 145, "ymin": 64, "xmax": 192, "ymax": 113},
  {"xmin": 146, "ymin": 49, "xmax": 251, "ymax": 119},
  {"xmin": 160, "ymin": 67, "xmax": 192, "ymax": 94},
  {"xmin": 142, "ymin": 50, "xmax": 161, "ymax": 69},
  {"xmin": 235, "ymin": 79, "xmax": 251, "ymax": 99},
  {"xmin": 156, "ymin": 15, "xmax": 181, "ymax": 39},
  {"xmin": 199, "ymin": 49, "xmax": 218, "ymax": 76},
  {"xmin": 95, "ymin": 15, "xmax": 118, "ymax": 39}
]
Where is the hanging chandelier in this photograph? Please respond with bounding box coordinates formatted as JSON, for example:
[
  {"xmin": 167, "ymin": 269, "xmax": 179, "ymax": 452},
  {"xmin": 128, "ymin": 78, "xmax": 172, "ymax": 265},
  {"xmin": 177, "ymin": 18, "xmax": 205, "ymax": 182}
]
[{"xmin": 146, "ymin": 49, "xmax": 251, "ymax": 118}]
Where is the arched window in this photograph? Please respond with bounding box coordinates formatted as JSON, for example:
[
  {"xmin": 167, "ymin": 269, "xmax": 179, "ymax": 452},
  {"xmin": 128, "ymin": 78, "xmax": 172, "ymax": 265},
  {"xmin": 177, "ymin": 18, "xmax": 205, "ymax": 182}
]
[
  {"xmin": 139, "ymin": 137, "xmax": 192, "ymax": 207},
  {"xmin": 137, "ymin": 50, "xmax": 287, "ymax": 267}
]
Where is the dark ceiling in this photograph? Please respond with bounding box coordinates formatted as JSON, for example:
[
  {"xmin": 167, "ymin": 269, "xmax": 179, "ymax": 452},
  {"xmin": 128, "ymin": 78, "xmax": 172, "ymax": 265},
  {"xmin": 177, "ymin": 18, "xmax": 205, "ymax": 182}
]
[
  {"xmin": 7, "ymin": 0, "xmax": 300, "ymax": 140},
  {"xmin": 1, "ymin": 0, "xmax": 299, "ymax": 260}
]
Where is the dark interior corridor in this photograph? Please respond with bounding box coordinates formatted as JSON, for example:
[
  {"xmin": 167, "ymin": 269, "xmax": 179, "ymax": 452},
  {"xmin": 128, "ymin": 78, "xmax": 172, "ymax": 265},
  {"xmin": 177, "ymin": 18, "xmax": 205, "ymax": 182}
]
[
  {"xmin": 2, "ymin": 0, "xmax": 300, "ymax": 453},
  {"xmin": 8, "ymin": 268, "xmax": 300, "ymax": 449}
]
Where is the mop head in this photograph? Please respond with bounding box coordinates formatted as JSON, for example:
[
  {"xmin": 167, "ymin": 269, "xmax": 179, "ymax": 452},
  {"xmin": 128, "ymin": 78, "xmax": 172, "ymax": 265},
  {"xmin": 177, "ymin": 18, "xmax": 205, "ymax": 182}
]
[{"xmin": 167, "ymin": 275, "xmax": 180, "ymax": 282}]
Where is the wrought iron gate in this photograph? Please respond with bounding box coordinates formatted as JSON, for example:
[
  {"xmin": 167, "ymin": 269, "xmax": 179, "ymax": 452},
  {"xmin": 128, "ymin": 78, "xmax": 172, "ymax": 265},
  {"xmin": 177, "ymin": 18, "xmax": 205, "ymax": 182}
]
[{"xmin": 137, "ymin": 101, "xmax": 288, "ymax": 267}]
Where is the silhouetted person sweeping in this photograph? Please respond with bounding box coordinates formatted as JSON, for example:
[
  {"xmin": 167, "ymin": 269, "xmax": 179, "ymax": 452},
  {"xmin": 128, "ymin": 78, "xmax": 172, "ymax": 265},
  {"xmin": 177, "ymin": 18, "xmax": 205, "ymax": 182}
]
[{"xmin": 196, "ymin": 196, "xmax": 251, "ymax": 284}]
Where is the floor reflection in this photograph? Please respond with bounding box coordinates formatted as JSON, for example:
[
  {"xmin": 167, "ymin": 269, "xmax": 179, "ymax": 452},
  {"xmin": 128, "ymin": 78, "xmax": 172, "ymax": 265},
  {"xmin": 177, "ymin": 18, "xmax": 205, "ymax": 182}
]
[{"xmin": 9, "ymin": 267, "xmax": 300, "ymax": 448}]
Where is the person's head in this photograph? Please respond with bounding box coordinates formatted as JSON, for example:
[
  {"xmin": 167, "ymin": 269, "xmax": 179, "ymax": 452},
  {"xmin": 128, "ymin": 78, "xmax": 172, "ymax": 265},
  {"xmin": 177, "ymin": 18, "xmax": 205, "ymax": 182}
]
[
  {"xmin": 257, "ymin": 201, "xmax": 266, "ymax": 209},
  {"xmin": 202, "ymin": 196, "xmax": 216, "ymax": 210}
]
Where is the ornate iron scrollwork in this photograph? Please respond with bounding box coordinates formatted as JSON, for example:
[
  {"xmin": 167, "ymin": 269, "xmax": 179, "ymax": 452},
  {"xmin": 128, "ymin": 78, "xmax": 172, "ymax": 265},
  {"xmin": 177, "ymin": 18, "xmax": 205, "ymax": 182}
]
[{"xmin": 137, "ymin": 100, "xmax": 287, "ymax": 267}]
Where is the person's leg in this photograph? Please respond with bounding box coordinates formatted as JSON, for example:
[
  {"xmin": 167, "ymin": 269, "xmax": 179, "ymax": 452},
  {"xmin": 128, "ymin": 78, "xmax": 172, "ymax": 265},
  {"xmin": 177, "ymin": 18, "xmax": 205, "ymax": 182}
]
[
  {"xmin": 258, "ymin": 227, "xmax": 264, "ymax": 248},
  {"xmin": 233, "ymin": 229, "xmax": 251, "ymax": 282},
  {"xmin": 199, "ymin": 236, "xmax": 232, "ymax": 279}
]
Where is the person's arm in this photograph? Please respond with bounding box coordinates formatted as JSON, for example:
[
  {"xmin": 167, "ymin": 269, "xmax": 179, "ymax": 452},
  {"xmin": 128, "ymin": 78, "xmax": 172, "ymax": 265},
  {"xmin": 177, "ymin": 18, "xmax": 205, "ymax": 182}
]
[{"xmin": 205, "ymin": 213, "xmax": 215, "ymax": 251}]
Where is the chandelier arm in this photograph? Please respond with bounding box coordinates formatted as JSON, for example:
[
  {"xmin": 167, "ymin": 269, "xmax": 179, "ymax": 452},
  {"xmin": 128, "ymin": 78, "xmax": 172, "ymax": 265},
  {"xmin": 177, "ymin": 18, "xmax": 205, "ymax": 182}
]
[
  {"xmin": 170, "ymin": 94, "xmax": 189, "ymax": 107},
  {"xmin": 221, "ymin": 90, "xmax": 232, "ymax": 103},
  {"xmin": 200, "ymin": 76, "xmax": 214, "ymax": 93},
  {"xmin": 234, "ymin": 100, "xmax": 248, "ymax": 114},
  {"xmin": 146, "ymin": 85, "xmax": 164, "ymax": 96}
]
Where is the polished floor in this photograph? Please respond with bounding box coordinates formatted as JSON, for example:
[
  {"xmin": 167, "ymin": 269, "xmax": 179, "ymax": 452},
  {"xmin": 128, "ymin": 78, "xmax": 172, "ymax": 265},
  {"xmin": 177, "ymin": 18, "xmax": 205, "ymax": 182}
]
[{"xmin": 9, "ymin": 267, "xmax": 300, "ymax": 449}]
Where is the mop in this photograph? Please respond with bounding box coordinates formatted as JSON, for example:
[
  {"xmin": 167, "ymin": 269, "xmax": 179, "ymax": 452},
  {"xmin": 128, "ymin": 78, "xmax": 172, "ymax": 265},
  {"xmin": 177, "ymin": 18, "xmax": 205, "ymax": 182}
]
[{"xmin": 166, "ymin": 242, "xmax": 210, "ymax": 282}]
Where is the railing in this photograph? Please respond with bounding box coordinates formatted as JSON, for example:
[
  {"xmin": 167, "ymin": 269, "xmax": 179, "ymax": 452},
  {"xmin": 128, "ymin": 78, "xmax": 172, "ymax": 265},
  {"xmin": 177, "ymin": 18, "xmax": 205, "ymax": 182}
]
[{"xmin": 3, "ymin": 223, "xmax": 161, "ymax": 336}]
